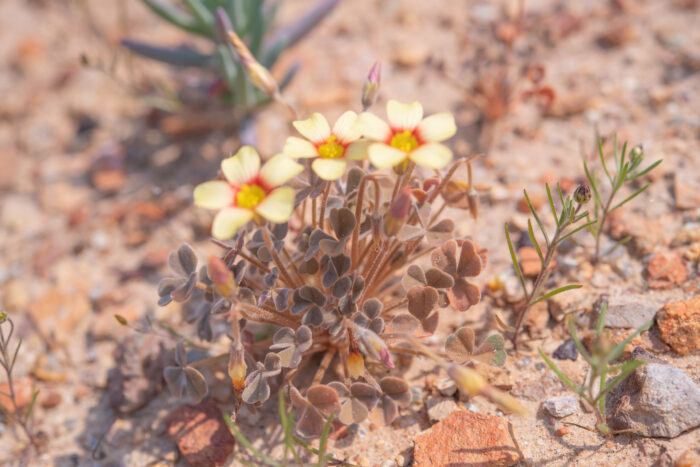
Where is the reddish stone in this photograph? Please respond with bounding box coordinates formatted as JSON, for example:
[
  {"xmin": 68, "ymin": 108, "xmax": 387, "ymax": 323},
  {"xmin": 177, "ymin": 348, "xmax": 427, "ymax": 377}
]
[
  {"xmin": 40, "ymin": 391, "xmax": 62, "ymax": 409},
  {"xmin": 0, "ymin": 377, "xmax": 34, "ymax": 414},
  {"xmin": 646, "ymin": 251, "xmax": 688, "ymax": 289},
  {"xmin": 516, "ymin": 192, "xmax": 545, "ymax": 214},
  {"xmin": 657, "ymin": 296, "xmax": 700, "ymax": 355},
  {"xmin": 555, "ymin": 426, "xmax": 569, "ymax": 436},
  {"xmin": 519, "ymin": 247, "xmax": 541, "ymax": 277},
  {"xmin": 413, "ymin": 410, "xmax": 521, "ymax": 467},
  {"xmin": 166, "ymin": 400, "xmax": 235, "ymax": 467}
]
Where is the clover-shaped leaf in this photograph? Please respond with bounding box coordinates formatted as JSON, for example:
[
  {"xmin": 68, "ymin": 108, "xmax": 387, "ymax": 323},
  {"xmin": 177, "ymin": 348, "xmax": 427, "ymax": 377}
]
[
  {"xmin": 273, "ymin": 288, "xmax": 292, "ymax": 312},
  {"xmin": 389, "ymin": 314, "xmax": 421, "ymax": 334},
  {"xmin": 302, "ymin": 306, "xmax": 324, "ymax": 328},
  {"xmin": 291, "ymin": 286, "xmax": 326, "ymax": 315},
  {"xmin": 353, "ymin": 298, "xmax": 385, "ymax": 335},
  {"xmin": 321, "ymin": 254, "xmax": 351, "ymax": 288},
  {"xmin": 430, "ymin": 240, "xmax": 487, "ymax": 312},
  {"xmin": 158, "ymin": 245, "xmax": 199, "ymax": 306},
  {"xmin": 270, "ymin": 326, "xmax": 312, "ymax": 368},
  {"xmin": 445, "ymin": 327, "xmax": 506, "ymax": 367},
  {"xmin": 407, "ymin": 285, "xmax": 440, "ymax": 334},
  {"xmin": 370, "ymin": 377, "xmax": 411, "ymax": 426},
  {"xmin": 329, "ymin": 207, "xmax": 356, "ymax": 241},
  {"xmin": 290, "ymin": 385, "xmax": 341, "ymax": 438},
  {"xmin": 241, "ymin": 353, "xmax": 282, "ymax": 405},
  {"xmin": 328, "ymin": 382, "xmax": 379, "ymax": 425},
  {"xmin": 163, "ymin": 342, "xmax": 208, "ymax": 403}
]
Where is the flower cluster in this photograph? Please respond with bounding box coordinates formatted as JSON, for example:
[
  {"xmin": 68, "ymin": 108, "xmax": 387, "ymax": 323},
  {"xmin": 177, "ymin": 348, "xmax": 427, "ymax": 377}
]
[{"xmin": 161, "ymin": 96, "xmax": 524, "ymax": 438}]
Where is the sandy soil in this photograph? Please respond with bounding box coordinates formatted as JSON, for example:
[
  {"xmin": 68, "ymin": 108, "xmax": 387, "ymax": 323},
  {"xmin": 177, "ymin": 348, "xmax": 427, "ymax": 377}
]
[{"xmin": 0, "ymin": 0, "xmax": 698, "ymax": 466}]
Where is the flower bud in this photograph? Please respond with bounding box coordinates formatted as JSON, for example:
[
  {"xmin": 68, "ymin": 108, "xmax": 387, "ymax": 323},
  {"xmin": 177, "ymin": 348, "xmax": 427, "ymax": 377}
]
[
  {"xmin": 228, "ymin": 344, "xmax": 247, "ymax": 392},
  {"xmin": 356, "ymin": 325, "xmax": 394, "ymax": 369},
  {"xmin": 629, "ymin": 144, "xmax": 643, "ymax": 160},
  {"xmin": 573, "ymin": 184, "xmax": 591, "ymax": 204},
  {"xmin": 347, "ymin": 350, "xmax": 365, "ymax": 379},
  {"xmin": 384, "ymin": 187, "xmax": 412, "ymax": 237},
  {"xmin": 361, "ymin": 61, "xmax": 381, "ymax": 110},
  {"xmin": 208, "ymin": 256, "xmax": 236, "ymax": 298}
]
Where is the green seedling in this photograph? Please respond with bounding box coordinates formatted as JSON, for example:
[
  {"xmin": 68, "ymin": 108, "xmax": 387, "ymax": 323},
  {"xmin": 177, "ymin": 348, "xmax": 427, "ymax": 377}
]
[
  {"xmin": 539, "ymin": 301, "xmax": 652, "ymax": 435},
  {"xmin": 583, "ymin": 137, "xmax": 662, "ymax": 263}
]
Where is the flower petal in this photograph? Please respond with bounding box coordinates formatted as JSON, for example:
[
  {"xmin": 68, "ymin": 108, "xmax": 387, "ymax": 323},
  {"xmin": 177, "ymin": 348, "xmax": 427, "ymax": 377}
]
[
  {"xmin": 312, "ymin": 158, "xmax": 347, "ymax": 181},
  {"xmin": 293, "ymin": 113, "xmax": 331, "ymax": 144},
  {"xmin": 345, "ymin": 140, "xmax": 370, "ymax": 161},
  {"xmin": 332, "ymin": 111, "xmax": 361, "ymax": 143},
  {"xmin": 260, "ymin": 154, "xmax": 304, "ymax": 187},
  {"xmin": 212, "ymin": 207, "xmax": 253, "ymax": 239},
  {"xmin": 408, "ymin": 142, "xmax": 453, "ymax": 169},
  {"xmin": 416, "ymin": 112, "xmax": 457, "ymax": 142},
  {"xmin": 283, "ymin": 136, "xmax": 318, "ymax": 158},
  {"xmin": 255, "ymin": 187, "xmax": 295, "ymax": 223},
  {"xmin": 368, "ymin": 143, "xmax": 407, "ymax": 168},
  {"xmin": 221, "ymin": 146, "xmax": 260, "ymax": 186},
  {"xmin": 387, "ymin": 100, "xmax": 423, "ymax": 131},
  {"xmin": 355, "ymin": 112, "xmax": 392, "ymax": 141},
  {"xmin": 193, "ymin": 181, "xmax": 234, "ymax": 209}
]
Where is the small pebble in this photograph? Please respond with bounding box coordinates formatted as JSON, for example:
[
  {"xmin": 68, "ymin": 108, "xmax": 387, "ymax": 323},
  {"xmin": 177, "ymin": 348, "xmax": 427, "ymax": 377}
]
[
  {"xmin": 542, "ymin": 396, "xmax": 579, "ymax": 418},
  {"xmin": 553, "ymin": 339, "xmax": 578, "ymax": 361},
  {"xmin": 555, "ymin": 426, "xmax": 570, "ymax": 436}
]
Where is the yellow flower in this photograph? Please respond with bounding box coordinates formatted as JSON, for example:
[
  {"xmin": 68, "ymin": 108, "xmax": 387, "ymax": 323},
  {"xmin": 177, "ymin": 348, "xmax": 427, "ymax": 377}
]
[
  {"xmin": 355, "ymin": 100, "xmax": 457, "ymax": 170},
  {"xmin": 194, "ymin": 146, "xmax": 303, "ymax": 239},
  {"xmin": 283, "ymin": 111, "xmax": 369, "ymax": 181}
]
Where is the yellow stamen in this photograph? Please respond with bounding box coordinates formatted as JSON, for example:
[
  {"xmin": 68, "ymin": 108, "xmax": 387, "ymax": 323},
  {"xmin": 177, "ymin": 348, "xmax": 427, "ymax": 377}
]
[
  {"xmin": 390, "ymin": 130, "xmax": 419, "ymax": 152},
  {"xmin": 317, "ymin": 134, "xmax": 345, "ymax": 159},
  {"xmin": 236, "ymin": 184, "xmax": 266, "ymax": 209}
]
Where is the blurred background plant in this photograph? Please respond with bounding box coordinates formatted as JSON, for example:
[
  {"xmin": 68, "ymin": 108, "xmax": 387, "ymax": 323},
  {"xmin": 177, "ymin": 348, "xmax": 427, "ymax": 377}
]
[{"xmin": 121, "ymin": 0, "xmax": 340, "ymax": 114}]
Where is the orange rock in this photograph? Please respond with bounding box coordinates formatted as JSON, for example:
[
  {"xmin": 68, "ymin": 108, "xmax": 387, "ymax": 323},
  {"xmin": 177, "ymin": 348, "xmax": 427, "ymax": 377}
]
[
  {"xmin": 413, "ymin": 411, "xmax": 521, "ymax": 467},
  {"xmin": 166, "ymin": 400, "xmax": 235, "ymax": 467},
  {"xmin": 518, "ymin": 247, "xmax": 542, "ymax": 277},
  {"xmin": 555, "ymin": 426, "xmax": 569, "ymax": 436},
  {"xmin": 517, "ymin": 192, "xmax": 545, "ymax": 214},
  {"xmin": 0, "ymin": 377, "xmax": 34, "ymax": 414},
  {"xmin": 40, "ymin": 391, "xmax": 62, "ymax": 409},
  {"xmin": 646, "ymin": 251, "xmax": 688, "ymax": 289},
  {"xmin": 657, "ymin": 296, "xmax": 700, "ymax": 355}
]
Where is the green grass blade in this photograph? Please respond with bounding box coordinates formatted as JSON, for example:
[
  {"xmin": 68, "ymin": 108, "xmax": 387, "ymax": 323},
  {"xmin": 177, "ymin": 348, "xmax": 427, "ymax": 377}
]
[
  {"xmin": 524, "ymin": 190, "xmax": 549, "ymax": 245},
  {"xmin": 183, "ymin": 0, "xmax": 215, "ymax": 31},
  {"xmin": 531, "ymin": 284, "xmax": 581, "ymax": 306},
  {"xmin": 545, "ymin": 184, "xmax": 559, "ymax": 226},
  {"xmin": 143, "ymin": 0, "xmax": 207, "ymax": 36},
  {"xmin": 605, "ymin": 320, "xmax": 653, "ymax": 364},
  {"xmin": 223, "ymin": 412, "xmax": 280, "ymax": 466},
  {"xmin": 629, "ymin": 159, "xmax": 662, "ymax": 180},
  {"xmin": 10, "ymin": 338, "xmax": 22, "ymax": 371},
  {"xmin": 596, "ymin": 302, "xmax": 607, "ymax": 336},
  {"xmin": 598, "ymin": 139, "xmax": 613, "ymax": 185},
  {"xmin": 567, "ymin": 315, "xmax": 594, "ymax": 365},
  {"xmin": 583, "ymin": 160, "xmax": 603, "ymax": 211},
  {"xmin": 505, "ymin": 224, "xmax": 528, "ymax": 297},
  {"xmin": 558, "ymin": 220, "xmax": 597, "ymax": 244},
  {"xmin": 278, "ymin": 391, "xmax": 303, "ymax": 466},
  {"xmin": 594, "ymin": 359, "xmax": 645, "ymax": 404},
  {"xmin": 598, "ymin": 366, "xmax": 607, "ymax": 416},
  {"xmin": 317, "ymin": 413, "xmax": 334, "ymax": 467},
  {"xmin": 527, "ymin": 219, "xmax": 545, "ymax": 266},
  {"xmin": 618, "ymin": 140, "xmax": 628, "ymax": 174},
  {"xmin": 609, "ymin": 183, "xmax": 650, "ymax": 213},
  {"xmin": 538, "ymin": 349, "xmax": 582, "ymax": 396},
  {"xmin": 24, "ymin": 390, "xmax": 40, "ymax": 424}
]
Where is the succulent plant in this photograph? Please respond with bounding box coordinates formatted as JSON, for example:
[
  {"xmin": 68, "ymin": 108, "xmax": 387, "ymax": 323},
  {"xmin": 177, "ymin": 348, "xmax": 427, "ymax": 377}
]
[
  {"xmin": 156, "ymin": 94, "xmax": 526, "ymax": 437},
  {"xmin": 123, "ymin": 0, "xmax": 340, "ymax": 110}
]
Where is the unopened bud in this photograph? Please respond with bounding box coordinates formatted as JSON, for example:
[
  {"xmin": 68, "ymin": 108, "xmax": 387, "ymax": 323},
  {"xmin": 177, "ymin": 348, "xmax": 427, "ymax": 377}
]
[
  {"xmin": 215, "ymin": 8, "xmax": 280, "ymax": 100},
  {"xmin": 384, "ymin": 187, "xmax": 412, "ymax": 236},
  {"xmin": 447, "ymin": 364, "xmax": 486, "ymax": 396},
  {"xmin": 356, "ymin": 326, "xmax": 394, "ymax": 369},
  {"xmin": 629, "ymin": 144, "xmax": 643, "ymax": 160},
  {"xmin": 467, "ymin": 187, "xmax": 479, "ymax": 221},
  {"xmin": 208, "ymin": 256, "xmax": 236, "ymax": 297},
  {"xmin": 573, "ymin": 184, "xmax": 591, "ymax": 204},
  {"xmin": 361, "ymin": 61, "xmax": 381, "ymax": 110},
  {"xmin": 228, "ymin": 345, "xmax": 247, "ymax": 392},
  {"xmin": 348, "ymin": 351, "xmax": 365, "ymax": 379}
]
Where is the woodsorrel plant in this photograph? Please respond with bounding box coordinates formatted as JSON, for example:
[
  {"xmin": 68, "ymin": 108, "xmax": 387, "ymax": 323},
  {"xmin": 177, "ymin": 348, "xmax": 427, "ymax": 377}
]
[{"xmin": 154, "ymin": 70, "xmax": 524, "ymax": 437}]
